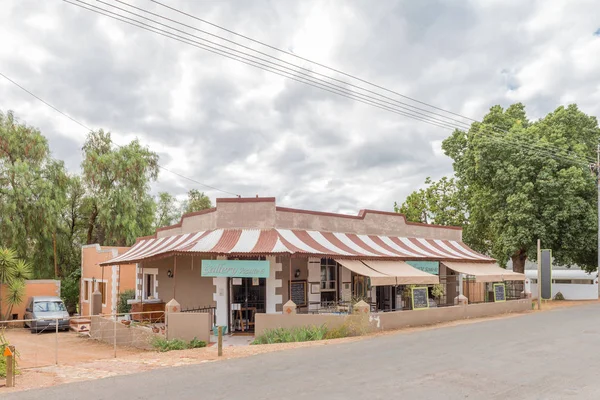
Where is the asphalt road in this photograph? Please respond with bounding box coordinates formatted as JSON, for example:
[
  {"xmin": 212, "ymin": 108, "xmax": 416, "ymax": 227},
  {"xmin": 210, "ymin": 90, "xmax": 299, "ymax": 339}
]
[{"xmin": 7, "ymin": 304, "xmax": 600, "ymax": 399}]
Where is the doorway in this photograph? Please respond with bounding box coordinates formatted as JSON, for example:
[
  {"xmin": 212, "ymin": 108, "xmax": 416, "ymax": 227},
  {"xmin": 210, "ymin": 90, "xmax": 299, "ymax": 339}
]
[
  {"xmin": 230, "ymin": 277, "xmax": 266, "ymax": 333},
  {"xmin": 376, "ymin": 286, "xmax": 397, "ymax": 311}
]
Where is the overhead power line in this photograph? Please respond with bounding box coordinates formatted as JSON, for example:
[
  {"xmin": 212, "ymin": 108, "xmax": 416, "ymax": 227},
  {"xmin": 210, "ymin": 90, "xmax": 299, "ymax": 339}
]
[
  {"xmin": 65, "ymin": 0, "xmax": 596, "ymax": 167},
  {"xmin": 0, "ymin": 71, "xmax": 241, "ymax": 197}
]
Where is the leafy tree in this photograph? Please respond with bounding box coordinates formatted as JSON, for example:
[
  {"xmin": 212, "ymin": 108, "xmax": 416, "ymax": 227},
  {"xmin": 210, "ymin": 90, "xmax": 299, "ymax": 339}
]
[
  {"xmin": 440, "ymin": 103, "xmax": 599, "ymax": 272},
  {"xmin": 154, "ymin": 192, "xmax": 180, "ymax": 229},
  {"xmin": 81, "ymin": 130, "xmax": 159, "ymax": 246},
  {"xmin": 394, "ymin": 176, "xmax": 468, "ymax": 226},
  {"xmin": 0, "ymin": 110, "xmax": 68, "ymax": 277},
  {"xmin": 181, "ymin": 189, "xmax": 212, "ymax": 214},
  {"xmin": 0, "ymin": 248, "xmax": 33, "ymax": 320}
]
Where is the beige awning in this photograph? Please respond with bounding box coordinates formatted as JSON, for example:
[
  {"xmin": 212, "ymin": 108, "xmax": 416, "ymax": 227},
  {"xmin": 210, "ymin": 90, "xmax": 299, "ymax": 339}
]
[
  {"xmin": 334, "ymin": 259, "xmax": 397, "ymax": 286},
  {"xmin": 364, "ymin": 260, "xmax": 439, "ymax": 285},
  {"xmin": 442, "ymin": 262, "xmax": 525, "ymax": 283}
]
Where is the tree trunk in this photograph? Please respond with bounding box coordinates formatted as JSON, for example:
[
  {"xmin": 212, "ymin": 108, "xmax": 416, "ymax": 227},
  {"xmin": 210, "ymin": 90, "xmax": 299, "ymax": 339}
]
[
  {"xmin": 511, "ymin": 249, "xmax": 528, "ymax": 274},
  {"xmin": 86, "ymin": 205, "xmax": 98, "ymax": 245}
]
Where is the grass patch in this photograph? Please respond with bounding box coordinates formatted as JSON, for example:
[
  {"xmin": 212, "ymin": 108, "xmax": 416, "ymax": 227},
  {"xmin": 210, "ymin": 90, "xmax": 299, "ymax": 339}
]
[
  {"xmin": 151, "ymin": 336, "xmax": 207, "ymax": 352},
  {"xmin": 252, "ymin": 317, "xmax": 373, "ymax": 345}
]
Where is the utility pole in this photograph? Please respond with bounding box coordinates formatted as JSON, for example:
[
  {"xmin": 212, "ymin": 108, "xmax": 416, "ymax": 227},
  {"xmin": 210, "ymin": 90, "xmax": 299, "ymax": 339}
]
[
  {"xmin": 597, "ymin": 144, "xmax": 600, "ymax": 299},
  {"xmin": 537, "ymin": 239, "xmax": 541, "ymax": 310}
]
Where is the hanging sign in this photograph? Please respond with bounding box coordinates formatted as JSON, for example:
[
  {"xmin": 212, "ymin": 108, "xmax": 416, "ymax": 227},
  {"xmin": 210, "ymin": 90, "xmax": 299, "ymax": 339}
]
[
  {"xmin": 406, "ymin": 261, "xmax": 439, "ymax": 275},
  {"xmin": 201, "ymin": 260, "xmax": 270, "ymax": 278}
]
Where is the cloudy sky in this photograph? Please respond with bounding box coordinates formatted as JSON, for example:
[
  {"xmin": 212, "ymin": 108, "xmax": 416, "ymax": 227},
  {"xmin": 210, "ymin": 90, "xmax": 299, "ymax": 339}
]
[{"xmin": 1, "ymin": 0, "xmax": 599, "ymax": 214}]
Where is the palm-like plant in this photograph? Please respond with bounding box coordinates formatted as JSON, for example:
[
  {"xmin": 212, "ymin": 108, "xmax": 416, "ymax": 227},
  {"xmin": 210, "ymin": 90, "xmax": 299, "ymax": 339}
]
[{"xmin": 0, "ymin": 248, "xmax": 32, "ymax": 320}]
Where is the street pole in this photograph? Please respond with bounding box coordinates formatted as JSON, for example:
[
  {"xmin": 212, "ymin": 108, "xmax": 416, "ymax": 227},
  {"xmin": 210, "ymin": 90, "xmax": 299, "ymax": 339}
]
[
  {"xmin": 597, "ymin": 144, "xmax": 600, "ymax": 299},
  {"xmin": 537, "ymin": 239, "xmax": 541, "ymax": 310}
]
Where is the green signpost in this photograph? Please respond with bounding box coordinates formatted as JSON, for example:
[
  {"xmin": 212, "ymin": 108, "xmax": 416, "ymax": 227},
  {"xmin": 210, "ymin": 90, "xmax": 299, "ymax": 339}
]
[{"xmin": 201, "ymin": 260, "xmax": 270, "ymax": 278}]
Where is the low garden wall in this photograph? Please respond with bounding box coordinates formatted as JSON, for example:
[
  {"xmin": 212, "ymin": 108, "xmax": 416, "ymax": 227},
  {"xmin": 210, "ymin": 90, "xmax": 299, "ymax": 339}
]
[
  {"xmin": 90, "ymin": 316, "xmax": 158, "ymax": 350},
  {"xmin": 166, "ymin": 312, "xmax": 210, "ymax": 343},
  {"xmin": 256, "ymin": 300, "xmax": 531, "ymax": 335}
]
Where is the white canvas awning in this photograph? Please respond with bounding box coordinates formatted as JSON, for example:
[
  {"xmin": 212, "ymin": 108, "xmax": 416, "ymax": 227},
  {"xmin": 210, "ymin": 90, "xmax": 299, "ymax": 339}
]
[
  {"xmin": 442, "ymin": 262, "xmax": 525, "ymax": 283},
  {"xmin": 364, "ymin": 260, "xmax": 439, "ymax": 285},
  {"xmin": 334, "ymin": 259, "xmax": 397, "ymax": 286}
]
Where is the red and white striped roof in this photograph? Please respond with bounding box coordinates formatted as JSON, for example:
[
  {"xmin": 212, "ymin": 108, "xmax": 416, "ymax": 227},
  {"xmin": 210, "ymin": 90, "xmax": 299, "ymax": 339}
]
[{"xmin": 102, "ymin": 228, "xmax": 492, "ymax": 265}]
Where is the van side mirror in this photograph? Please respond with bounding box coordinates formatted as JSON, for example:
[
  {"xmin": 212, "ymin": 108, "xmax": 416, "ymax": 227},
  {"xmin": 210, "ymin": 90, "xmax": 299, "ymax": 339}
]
[{"xmin": 26, "ymin": 307, "xmax": 31, "ymax": 312}]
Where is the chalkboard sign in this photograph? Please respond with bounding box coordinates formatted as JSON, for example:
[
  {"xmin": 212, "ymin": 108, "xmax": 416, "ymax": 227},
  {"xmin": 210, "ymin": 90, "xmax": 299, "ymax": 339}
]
[
  {"xmin": 290, "ymin": 281, "xmax": 307, "ymax": 306},
  {"xmin": 411, "ymin": 287, "xmax": 429, "ymax": 310},
  {"xmin": 493, "ymin": 283, "xmax": 506, "ymax": 302}
]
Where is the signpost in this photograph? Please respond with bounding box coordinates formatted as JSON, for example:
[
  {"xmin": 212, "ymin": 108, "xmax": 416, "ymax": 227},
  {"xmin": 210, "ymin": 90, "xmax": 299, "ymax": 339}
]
[
  {"xmin": 411, "ymin": 287, "xmax": 429, "ymax": 310},
  {"xmin": 540, "ymin": 249, "xmax": 552, "ymax": 300},
  {"xmin": 201, "ymin": 260, "xmax": 270, "ymax": 278},
  {"xmin": 493, "ymin": 283, "xmax": 506, "ymax": 302},
  {"xmin": 5, "ymin": 345, "xmax": 15, "ymax": 387}
]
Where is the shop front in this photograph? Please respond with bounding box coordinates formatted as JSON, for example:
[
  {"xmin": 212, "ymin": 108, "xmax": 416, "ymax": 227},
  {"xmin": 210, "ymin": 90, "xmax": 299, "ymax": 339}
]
[{"xmin": 99, "ymin": 197, "xmax": 523, "ymax": 335}]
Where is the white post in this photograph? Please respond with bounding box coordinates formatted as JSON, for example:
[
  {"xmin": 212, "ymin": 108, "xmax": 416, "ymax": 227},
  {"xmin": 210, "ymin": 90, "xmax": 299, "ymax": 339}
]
[
  {"xmin": 55, "ymin": 317, "xmax": 59, "ymax": 365},
  {"xmin": 537, "ymin": 239, "xmax": 542, "ymax": 310},
  {"xmin": 113, "ymin": 313, "xmax": 117, "ymax": 358}
]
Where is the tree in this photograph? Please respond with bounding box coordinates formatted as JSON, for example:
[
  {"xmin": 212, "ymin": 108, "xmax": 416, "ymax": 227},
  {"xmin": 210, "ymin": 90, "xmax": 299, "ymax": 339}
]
[
  {"xmin": 0, "ymin": 110, "xmax": 68, "ymax": 277},
  {"xmin": 81, "ymin": 130, "xmax": 159, "ymax": 246},
  {"xmin": 181, "ymin": 189, "xmax": 212, "ymax": 214},
  {"xmin": 394, "ymin": 177, "xmax": 468, "ymax": 226},
  {"xmin": 0, "ymin": 248, "xmax": 33, "ymax": 320},
  {"xmin": 441, "ymin": 103, "xmax": 599, "ymax": 272},
  {"xmin": 154, "ymin": 192, "xmax": 180, "ymax": 229}
]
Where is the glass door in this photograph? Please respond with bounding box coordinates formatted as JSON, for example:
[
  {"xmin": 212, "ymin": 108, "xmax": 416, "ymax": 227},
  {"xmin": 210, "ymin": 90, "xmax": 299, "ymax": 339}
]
[{"xmin": 230, "ymin": 278, "xmax": 266, "ymax": 333}]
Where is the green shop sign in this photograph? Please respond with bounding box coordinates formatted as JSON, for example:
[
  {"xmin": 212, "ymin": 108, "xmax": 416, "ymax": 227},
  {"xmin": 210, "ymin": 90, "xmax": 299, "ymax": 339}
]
[
  {"xmin": 406, "ymin": 261, "xmax": 439, "ymax": 275},
  {"xmin": 201, "ymin": 260, "xmax": 270, "ymax": 278}
]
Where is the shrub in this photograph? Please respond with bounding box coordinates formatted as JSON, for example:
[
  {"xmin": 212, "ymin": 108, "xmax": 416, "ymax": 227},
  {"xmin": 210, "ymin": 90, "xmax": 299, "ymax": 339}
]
[
  {"xmin": 151, "ymin": 337, "xmax": 188, "ymax": 352},
  {"xmin": 554, "ymin": 292, "xmax": 565, "ymax": 301},
  {"xmin": 252, "ymin": 325, "xmax": 328, "ymax": 345},
  {"xmin": 151, "ymin": 336, "xmax": 208, "ymax": 352},
  {"xmin": 117, "ymin": 289, "xmax": 136, "ymax": 314},
  {"xmin": 189, "ymin": 337, "xmax": 207, "ymax": 349},
  {"xmin": 0, "ymin": 329, "xmax": 18, "ymax": 378}
]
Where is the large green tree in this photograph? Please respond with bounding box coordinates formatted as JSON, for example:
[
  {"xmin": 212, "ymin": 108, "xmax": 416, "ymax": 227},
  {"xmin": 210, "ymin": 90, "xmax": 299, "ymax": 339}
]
[
  {"xmin": 154, "ymin": 191, "xmax": 180, "ymax": 229},
  {"xmin": 0, "ymin": 110, "xmax": 68, "ymax": 276},
  {"xmin": 181, "ymin": 189, "xmax": 212, "ymax": 214},
  {"xmin": 421, "ymin": 103, "xmax": 598, "ymax": 273},
  {"xmin": 82, "ymin": 130, "xmax": 159, "ymax": 246}
]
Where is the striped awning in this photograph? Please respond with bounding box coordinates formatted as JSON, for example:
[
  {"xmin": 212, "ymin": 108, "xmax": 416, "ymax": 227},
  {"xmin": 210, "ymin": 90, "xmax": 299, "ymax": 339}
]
[{"xmin": 101, "ymin": 228, "xmax": 492, "ymax": 266}]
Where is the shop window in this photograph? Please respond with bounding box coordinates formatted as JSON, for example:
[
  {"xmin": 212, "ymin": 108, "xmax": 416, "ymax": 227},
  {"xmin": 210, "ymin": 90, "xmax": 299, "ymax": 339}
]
[{"xmin": 320, "ymin": 258, "xmax": 337, "ymax": 291}]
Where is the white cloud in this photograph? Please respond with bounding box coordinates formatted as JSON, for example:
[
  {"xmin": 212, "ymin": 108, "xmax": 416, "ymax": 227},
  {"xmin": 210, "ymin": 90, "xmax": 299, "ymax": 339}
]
[{"xmin": 0, "ymin": 0, "xmax": 598, "ymax": 214}]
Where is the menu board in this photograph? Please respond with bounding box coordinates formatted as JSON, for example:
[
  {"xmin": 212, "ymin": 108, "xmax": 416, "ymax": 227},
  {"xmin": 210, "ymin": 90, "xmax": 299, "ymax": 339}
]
[
  {"xmin": 411, "ymin": 287, "xmax": 429, "ymax": 310},
  {"xmin": 493, "ymin": 283, "xmax": 506, "ymax": 302},
  {"xmin": 290, "ymin": 281, "xmax": 307, "ymax": 306}
]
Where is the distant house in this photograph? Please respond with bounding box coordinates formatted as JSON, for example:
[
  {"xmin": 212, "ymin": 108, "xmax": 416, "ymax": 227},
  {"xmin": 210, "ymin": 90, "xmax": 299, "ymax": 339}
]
[
  {"xmin": 80, "ymin": 244, "xmax": 137, "ymax": 316},
  {"xmin": 509, "ymin": 260, "xmax": 598, "ymax": 300}
]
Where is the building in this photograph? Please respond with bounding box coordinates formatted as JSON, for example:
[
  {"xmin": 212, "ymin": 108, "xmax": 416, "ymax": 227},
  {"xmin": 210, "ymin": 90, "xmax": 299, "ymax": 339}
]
[
  {"xmin": 101, "ymin": 197, "xmax": 524, "ymax": 333},
  {"xmin": 81, "ymin": 244, "xmax": 137, "ymax": 316}
]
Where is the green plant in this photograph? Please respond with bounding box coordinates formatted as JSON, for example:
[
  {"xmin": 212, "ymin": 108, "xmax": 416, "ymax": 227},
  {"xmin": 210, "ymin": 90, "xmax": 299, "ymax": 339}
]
[
  {"xmin": 252, "ymin": 325, "xmax": 328, "ymax": 345},
  {"xmin": 61, "ymin": 269, "xmax": 81, "ymax": 315},
  {"xmin": 554, "ymin": 292, "xmax": 565, "ymax": 301},
  {"xmin": 151, "ymin": 337, "xmax": 188, "ymax": 352},
  {"xmin": 0, "ymin": 329, "xmax": 18, "ymax": 378},
  {"xmin": 188, "ymin": 337, "xmax": 207, "ymax": 349},
  {"xmin": 0, "ymin": 248, "xmax": 33, "ymax": 320},
  {"xmin": 431, "ymin": 284, "xmax": 444, "ymax": 299},
  {"xmin": 117, "ymin": 289, "xmax": 136, "ymax": 314}
]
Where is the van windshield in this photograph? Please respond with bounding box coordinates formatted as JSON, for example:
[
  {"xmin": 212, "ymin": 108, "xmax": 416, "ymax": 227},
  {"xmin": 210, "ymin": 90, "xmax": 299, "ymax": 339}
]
[{"xmin": 34, "ymin": 301, "xmax": 66, "ymax": 312}]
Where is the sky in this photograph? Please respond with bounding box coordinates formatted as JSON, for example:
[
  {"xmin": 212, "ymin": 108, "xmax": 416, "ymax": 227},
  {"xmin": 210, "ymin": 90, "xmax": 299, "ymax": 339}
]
[{"xmin": 1, "ymin": 0, "xmax": 599, "ymax": 215}]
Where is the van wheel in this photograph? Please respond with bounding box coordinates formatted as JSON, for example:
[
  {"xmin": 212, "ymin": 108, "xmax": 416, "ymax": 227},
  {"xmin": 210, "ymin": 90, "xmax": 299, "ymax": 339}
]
[{"xmin": 30, "ymin": 328, "xmax": 37, "ymax": 334}]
